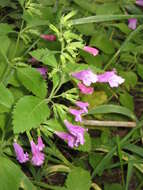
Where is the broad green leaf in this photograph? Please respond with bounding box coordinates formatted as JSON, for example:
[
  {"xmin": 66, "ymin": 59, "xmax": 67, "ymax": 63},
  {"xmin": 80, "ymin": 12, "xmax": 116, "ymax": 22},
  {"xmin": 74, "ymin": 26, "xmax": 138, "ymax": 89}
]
[
  {"xmin": 73, "ymin": 0, "xmax": 96, "ymax": 14},
  {"xmin": 75, "ymin": 23, "xmax": 95, "ymax": 35},
  {"xmin": 13, "ymin": 96, "xmax": 50, "ymax": 133},
  {"xmin": 0, "ymin": 83, "xmax": 14, "ymax": 109},
  {"xmin": 0, "ymin": 23, "xmax": 13, "ymax": 35},
  {"xmin": 88, "ymin": 104, "xmax": 136, "ymax": 120},
  {"xmin": 45, "ymin": 119, "xmax": 65, "ymax": 132},
  {"xmin": 120, "ymin": 71, "xmax": 137, "ymax": 90},
  {"xmin": 137, "ymin": 63, "xmax": 143, "ymax": 80},
  {"xmin": 0, "ymin": 36, "xmax": 10, "ymax": 56},
  {"xmin": 16, "ymin": 67, "xmax": 47, "ymax": 98},
  {"xmin": 90, "ymin": 31, "xmax": 115, "ymax": 54},
  {"xmin": 30, "ymin": 48, "xmax": 57, "ymax": 67},
  {"xmin": 95, "ymin": 3, "xmax": 121, "ymax": 15},
  {"xmin": 72, "ymin": 15, "xmax": 143, "ymax": 25},
  {"xmin": 119, "ymin": 92, "xmax": 134, "ymax": 111},
  {"xmin": 66, "ymin": 167, "xmax": 91, "ymax": 190},
  {"xmin": 104, "ymin": 183, "xmax": 123, "ymax": 190},
  {"xmin": 0, "ymin": 156, "xmax": 36, "ymax": 190}
]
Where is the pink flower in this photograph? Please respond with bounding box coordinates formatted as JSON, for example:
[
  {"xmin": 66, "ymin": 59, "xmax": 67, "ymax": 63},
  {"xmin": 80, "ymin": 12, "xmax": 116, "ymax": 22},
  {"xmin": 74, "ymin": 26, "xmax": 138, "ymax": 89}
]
[
  {"xmin": 37, "ymin": 67, "xmax": 47, "ymax": 78},
  {"xmin": 40, "ymin": 34, "xmax": 56, "ymax": 41},
  {"xmin": 136, "ymin": 0, "xmax": 143, "ymax": 6},
  {"xmin": 30, "ymin": 140, "xmax": 45, "ymax": 166},
  {"xmin": 75, "ymin": 101, "xmax": 89, "ymax": 113},
  {"xmin": 97, "ymin": 70, "xmax": 125, "ymax": 87},
  {"xmin": 37, "ymin": 136, "xmax": 45, "ymax": 151},
  {"xmin": 78, "ymin": 83, "xmax": 94, "ymax": 94},
  {"xmin": 64, "ymin": 120, "xmax": 87, "ymax": 146},
  {"xmin": 72, "ymin": 69, "xmax": 98, "ymax": 86},
  {"xmin": 128, "ymin": 18, "xmax": 137, "ymax": 30},
  {"xmin": 83, "ymin": 46, "xmax": 99, "ymax": 56},
  {"xmin": 13, "ymin": 142, "xmax": 29, "ymax": 163},
  {"xmin": 69, "ymin": 109, "xmax": 84, "ymax": 122},
  {"xmin": 55, "ymin": 132, "xmax": 76, "ymax": 148}
]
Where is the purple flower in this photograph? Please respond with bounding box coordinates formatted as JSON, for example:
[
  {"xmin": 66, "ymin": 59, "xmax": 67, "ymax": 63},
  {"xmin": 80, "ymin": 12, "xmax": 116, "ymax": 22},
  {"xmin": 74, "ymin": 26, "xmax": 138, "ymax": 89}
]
[
  {"xmin": 30, "ymin": 140, "xmax": 45, "ymax": 166},
  {"xmin": 83, "ymin": 46, "xmax": 99, "ymax": 56},
  {"xmin": 55, "ymin": 132, "xmax": 76, "ymax": 148},
  {"xmin": 136, "ymin": 0, "xmax": 143, "ymax": 6},
  {"xmin": 77, "ymin": 82, "xmax": 94, "ymax": 94},
  {"xmin": 40, "ymin": 34, "xmax": 56, "ymax": 41},
  {"xmin": 69, "ymin": 109, "xmax": 84, "ymax": 122},
  {"xmin": 75, "ymin": 101, "xmax": 89, "ymax": 113},
  {"xmin": 128, "ymin": 18, "xmax": 137, "ymax": 30},
  {"xmin": 37, "ymin": 136, "xmax": 45, "ymax": 151},
  {"xmin": 97, "ymin": 70, "xmax": 125, "ymax": 87},
  {"xmin": 72, "ymin": 69, "xmax": 98, "ymax": 86},
  {"xmin": 13, "ymin": 142, "xmax": 29, "ymax": 163},
  {"xmin": 64, "ymin": 120, "xmax": 87, "ymax": 146},
  {"xmin": 37, "ymin": 67, "xmax": 47, "ymax": 78}
]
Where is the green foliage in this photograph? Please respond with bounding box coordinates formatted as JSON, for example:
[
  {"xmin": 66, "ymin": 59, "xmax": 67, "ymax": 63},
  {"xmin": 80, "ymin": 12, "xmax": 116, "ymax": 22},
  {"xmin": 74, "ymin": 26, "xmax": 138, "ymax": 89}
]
[
  {"xmin": 66, "ymin": 167, "xmax": 91, "ymax": 190},
  {"xmin": 0, "ymin": 156, "xmax": 36, "ymax": 190},
  {"xmin": 16, "ymin": 67, "xmax": 47, "ymax": 98},
  {"xmin": 30, "ymin": 48, "xmax": 58, "ymax": 68},
  {"xmin": 13, "ymin": 96, "xmax": 50, "ymax": 133}
]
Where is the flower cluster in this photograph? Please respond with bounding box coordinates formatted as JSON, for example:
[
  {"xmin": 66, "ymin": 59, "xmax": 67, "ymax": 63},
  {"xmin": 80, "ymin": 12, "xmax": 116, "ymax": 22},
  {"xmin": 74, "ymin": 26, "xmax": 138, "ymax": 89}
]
[{"xmin": 13, "ymin": 136, "xmax": 45, "ymax": 166}]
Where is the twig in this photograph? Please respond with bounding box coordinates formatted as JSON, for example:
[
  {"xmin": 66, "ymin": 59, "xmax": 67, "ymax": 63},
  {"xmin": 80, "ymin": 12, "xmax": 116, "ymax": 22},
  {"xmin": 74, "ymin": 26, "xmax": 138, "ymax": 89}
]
[{"xmin": 83, "ymin": 119, "xmax": 136, "ymax": 128}]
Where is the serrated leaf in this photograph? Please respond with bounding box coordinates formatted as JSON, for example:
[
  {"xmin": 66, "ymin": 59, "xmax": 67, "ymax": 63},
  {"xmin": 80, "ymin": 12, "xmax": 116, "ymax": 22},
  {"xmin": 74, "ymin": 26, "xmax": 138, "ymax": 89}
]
[
  {"xmin": 0, "ymin": 83, "xmax": 14, "ymax": 109},
  {"xmin": 30, "ymin": 48, "xmax": 57, "ymax": 67},
  {"xmin": 0, "ymin": 156, "xmax": 36, "ymax": 190},
  {"xmin": 66, "ymin": 167, "xmax": 91, "ymax": 190},
  {"xmin": 13, "ymin": 96, "xmax": 50, "ymax": 133},
  {"xmin": 16, "ymin": 67, "xmax": 47, "ymax": 98},
  {"xmin": 88, "ymin": 104, "xmax": 136, "ymax": 121}
]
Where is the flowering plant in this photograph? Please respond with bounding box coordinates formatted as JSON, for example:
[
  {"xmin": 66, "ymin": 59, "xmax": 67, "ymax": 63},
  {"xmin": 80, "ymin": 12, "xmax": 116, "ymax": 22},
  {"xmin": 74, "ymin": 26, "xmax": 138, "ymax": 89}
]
[{"xmin": 0, "ymin": 0, "xmax": 143, "ymax": 189}]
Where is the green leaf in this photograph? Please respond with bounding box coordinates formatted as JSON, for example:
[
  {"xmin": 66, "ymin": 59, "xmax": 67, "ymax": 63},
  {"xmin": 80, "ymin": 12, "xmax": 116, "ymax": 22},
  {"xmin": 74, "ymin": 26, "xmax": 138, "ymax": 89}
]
[
  {"xmin": 0, "ymin": 23, "xmax": 13, "ymax": 35},
  {"xmin": 137, "ymin": 63, "xmax": 143, "ymax": 80},
  {"xmin": 120, "ymin": 71, "xmax": 137, "ymax": 90},
  {"xmin": 0, "ymin": 156, "xmax": 36, "ymax": 190},
  {"xmin": 104, "ymin": 183, "xmax": 123, "ymax": 190},
  {"xmin": 90, "ymin": 31, "xmax": 115, "ymax": 54},
  {"xmin": 16, "ymin": 67, "xmax": 47, "ymax": 98},
  {"xmin": 30, "ymin": 48, "xmax": 57, "ymax": 68},
  {"xmin": 0, "ymin": 83, "xmax": 14, "ymax": 110},
  {"xmin": 72, "ymin": 15, "xmax": 143, "ymax": 25},
  {"xmin": 66, "ymin": 167, "xmax": 91, "ymax": 190},
  {"xmin": 88, "ymin": 104, "xmax": 136, "ymax": 120},
  {"xmin": 18, "ymin": 0, "xmax": 25, "ymax": 6},
  {"xmin": 0, "ymin": 36, "xmax": 10, "ymax": 56},
  {"xmin": 119, "ymin": 92, "xmax": 134, "ymax": 111},
  {"xmin": 13, "ymin": 95, "xmax": 50, "ymax": 133},
  {"xmin": 45, "ymin": 119, "xmax": 65, "ymax": 132}
]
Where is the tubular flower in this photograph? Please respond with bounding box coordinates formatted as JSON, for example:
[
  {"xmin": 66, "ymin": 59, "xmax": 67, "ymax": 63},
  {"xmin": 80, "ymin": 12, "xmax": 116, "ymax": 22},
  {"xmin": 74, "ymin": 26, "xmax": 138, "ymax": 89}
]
[
  {"xmin": 72, "ymin": 69, "xmax": 98, "ymax": 86},
  {"xmin": 128, "ymin": 18, "xmax": 137, "ymax": 30},
  {"xmin": 97, "ymin": 70, "xmax": 125, "ymax": 87},
  {"xmin": 13, "ymin": 142, "xmax": 29, "ymax": 163},
  {"xmin": 64, "ymin": 120, "xmax": 88, "ymax": 146},
  {"xmin": 69, "ymin": 109, "xmax": 84, "ymax": 122},
  {"xmin": 30, "ymin": 140, "xmax": 45, "ymax": 166},
  {"xmin": 78, "ymin": 82, "xmax": 94, "ymax": 94},
  {"xmin": 37, "ymin": 136, "xmax": 45, "ymax": 151},
  {"xmin": 40, "ymin": 34, "xmax": 56, "ymax": 41},
  {"xmin": 75, "ymin": 101, "xmax": 89, "ymax": 113},
  {"xmin": 37, "ymin": 67, "xmax": 47, "ymax": 78},
  {"xmin": 55, "ymin": 132, "xmax": 76, "ymax": 148},
  {"xmin": 136, "ymin": 0, "xmax": 143, "ymax": 6},
  {"xmin": 83, "ymin": 46, "xmax": 99, "ymax": 56}
]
